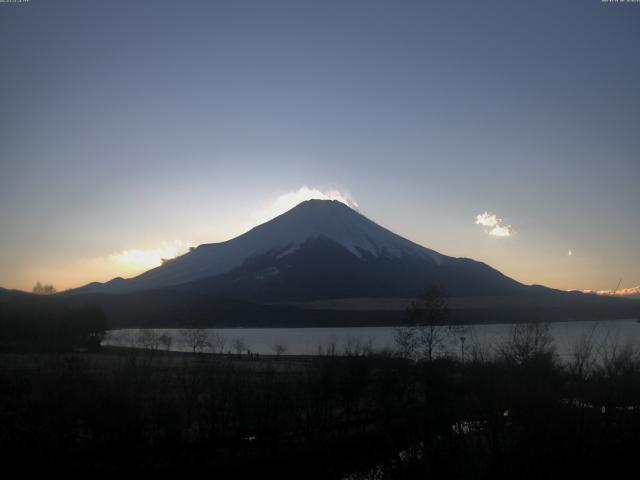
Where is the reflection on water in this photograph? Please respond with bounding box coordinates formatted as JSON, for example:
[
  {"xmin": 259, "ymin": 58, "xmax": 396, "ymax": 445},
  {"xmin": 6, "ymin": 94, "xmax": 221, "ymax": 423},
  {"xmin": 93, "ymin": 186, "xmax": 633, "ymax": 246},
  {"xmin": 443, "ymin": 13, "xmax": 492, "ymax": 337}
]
[{"xmin": 103, "ymin": 319, "xmax": 640, "ymax": 359}]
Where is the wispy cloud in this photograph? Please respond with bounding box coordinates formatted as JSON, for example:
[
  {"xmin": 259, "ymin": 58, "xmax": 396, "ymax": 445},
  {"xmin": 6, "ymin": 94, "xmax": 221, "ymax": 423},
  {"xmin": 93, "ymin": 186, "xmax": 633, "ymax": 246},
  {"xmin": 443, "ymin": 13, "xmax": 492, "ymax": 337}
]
[
  {"xmin": 270, "ymin": 186, "xmax": 358, "ymax": 213},
  {"xmin": 248, "ymin": 186, "xmax": 358, "ymax": 229},
  {"xmin": 475, "ymin": 211, "xmax": 514, "ymax": 237}
]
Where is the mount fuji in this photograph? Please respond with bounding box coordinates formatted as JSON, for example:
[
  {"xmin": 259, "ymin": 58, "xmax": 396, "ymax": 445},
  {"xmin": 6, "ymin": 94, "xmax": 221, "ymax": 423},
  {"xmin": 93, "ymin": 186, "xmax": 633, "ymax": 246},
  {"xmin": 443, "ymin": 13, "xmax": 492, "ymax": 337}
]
[{"xmin": 71, "ymin": 199, "xmax": 529, "ymax": 299}]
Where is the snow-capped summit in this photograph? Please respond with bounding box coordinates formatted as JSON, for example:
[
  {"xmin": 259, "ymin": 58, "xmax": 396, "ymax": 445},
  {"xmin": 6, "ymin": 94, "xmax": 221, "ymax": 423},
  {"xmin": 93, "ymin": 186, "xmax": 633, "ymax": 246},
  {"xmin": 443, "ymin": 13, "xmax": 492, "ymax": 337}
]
[{"xmin": 241, "ymin": 200, "xmax": 444, "ymax": 262}]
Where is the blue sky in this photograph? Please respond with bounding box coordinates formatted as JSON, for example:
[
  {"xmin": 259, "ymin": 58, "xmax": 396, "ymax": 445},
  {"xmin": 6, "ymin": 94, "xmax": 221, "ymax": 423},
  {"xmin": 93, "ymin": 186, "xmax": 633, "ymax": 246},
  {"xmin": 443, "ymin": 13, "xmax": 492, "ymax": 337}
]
[{"xmin": 1, "ymin": 0, "xmax": 638, "ymax": 294}]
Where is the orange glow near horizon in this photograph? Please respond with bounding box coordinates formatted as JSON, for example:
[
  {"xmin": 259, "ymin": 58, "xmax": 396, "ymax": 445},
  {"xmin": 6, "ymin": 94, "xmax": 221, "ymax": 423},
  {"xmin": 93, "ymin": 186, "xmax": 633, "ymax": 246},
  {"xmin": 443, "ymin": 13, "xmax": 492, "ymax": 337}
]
[{"xmin": 0, "ymin": 190, "xmax": 636, "ymax": 296}]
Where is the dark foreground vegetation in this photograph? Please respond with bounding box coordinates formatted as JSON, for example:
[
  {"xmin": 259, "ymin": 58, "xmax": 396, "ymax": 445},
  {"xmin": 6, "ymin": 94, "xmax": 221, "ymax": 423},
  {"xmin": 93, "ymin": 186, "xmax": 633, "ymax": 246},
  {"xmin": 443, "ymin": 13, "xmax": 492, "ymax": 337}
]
[
  {"xmin": 1, "ymin": 333, "xmax": 640, "ymax": 477},
  {"xmin": 0, "ymin": 294, "xmax": 106, "ymax": 352},
  {"xmin": 1, "ymin": 290, "xmax": 640, "ymax": 477}
]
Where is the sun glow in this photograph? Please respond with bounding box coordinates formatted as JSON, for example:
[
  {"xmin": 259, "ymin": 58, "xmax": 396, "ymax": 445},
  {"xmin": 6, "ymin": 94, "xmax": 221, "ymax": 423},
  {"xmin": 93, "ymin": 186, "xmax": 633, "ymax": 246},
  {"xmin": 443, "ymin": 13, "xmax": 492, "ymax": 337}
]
[{"xmin": 108, "ymin": 240, "xmax": 194, "ymax": 272}]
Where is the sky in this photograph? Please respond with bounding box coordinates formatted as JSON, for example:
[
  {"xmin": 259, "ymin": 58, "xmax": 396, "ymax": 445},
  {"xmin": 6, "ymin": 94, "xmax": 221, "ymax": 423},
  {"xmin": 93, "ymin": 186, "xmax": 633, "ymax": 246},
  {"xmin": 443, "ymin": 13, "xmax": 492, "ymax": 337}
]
[{"xmin": 0, "ymin": 0, "xmax": 638, "ymax": 295}]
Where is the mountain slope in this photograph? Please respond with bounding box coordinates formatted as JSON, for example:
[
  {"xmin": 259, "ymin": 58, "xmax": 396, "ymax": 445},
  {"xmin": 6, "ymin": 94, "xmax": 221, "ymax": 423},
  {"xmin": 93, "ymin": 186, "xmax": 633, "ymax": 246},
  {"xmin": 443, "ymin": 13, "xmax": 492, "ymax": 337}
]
[{"xmin": 172, "ymin": 235, "xmax": 528, "ymax": 301}]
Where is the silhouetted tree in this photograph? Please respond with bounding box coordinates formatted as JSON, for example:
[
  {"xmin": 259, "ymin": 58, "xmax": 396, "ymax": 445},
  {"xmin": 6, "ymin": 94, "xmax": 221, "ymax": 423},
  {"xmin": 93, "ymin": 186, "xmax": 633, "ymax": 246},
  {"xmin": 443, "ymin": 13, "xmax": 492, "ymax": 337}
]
[
  {"xmin": 180, "ymin": 328, "xmax": 208, "ymax": 353},
  {"xmin": 233, "ymin": 337, "xmax": 247, "ymax": 356},
  {"xmin": 395, "ymin": 285, "xmax": 450, "ymax": 361},
  {"xmin": 158, "ymin": 332, "xmax": 173, "ymax": 351},
  {"xmin": 207, "ymin": 331, "xmax": 226, "ymax": 354},
  {"xmin": 32, "ymin": 282, "xmax": 56, "ymax": 295},
  {"xmin": 272, "ymin": 343, "xmax": 287, "ymax": 357},
  {"xmin": 137, "ymin": 329, "xmax": 161, "ymax": 350},
  {"xmin": 496, "ymin": 322, "xmax": 555, "ymax": 366}
]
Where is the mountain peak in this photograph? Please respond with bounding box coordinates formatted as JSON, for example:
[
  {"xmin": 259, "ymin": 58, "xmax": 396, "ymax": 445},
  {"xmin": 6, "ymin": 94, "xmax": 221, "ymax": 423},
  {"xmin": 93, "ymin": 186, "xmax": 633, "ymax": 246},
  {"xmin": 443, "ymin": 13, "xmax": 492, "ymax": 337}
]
[
  {"xmin": 270, "ymin": 198, "xmax": 349, "ymax": 221},
  {"xmin": 295, "ymin": 198, "xmax": 344, "ymax": 206},
  {"xmin": 284, "ymin": 198, "xmax": 356, "ymax": 216}
]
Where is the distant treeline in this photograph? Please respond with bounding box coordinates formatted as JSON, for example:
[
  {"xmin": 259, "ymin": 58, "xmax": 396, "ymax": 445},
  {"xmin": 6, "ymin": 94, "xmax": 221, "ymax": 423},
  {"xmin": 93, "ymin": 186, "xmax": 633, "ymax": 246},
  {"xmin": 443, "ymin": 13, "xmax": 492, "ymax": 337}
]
[
  {"xmin": 80, "ymin": 290, "xmax": 640, "ymax": 329},
  {"xmin": 0, "ymin": 295, "xmax": 107, "ymax": 351}
]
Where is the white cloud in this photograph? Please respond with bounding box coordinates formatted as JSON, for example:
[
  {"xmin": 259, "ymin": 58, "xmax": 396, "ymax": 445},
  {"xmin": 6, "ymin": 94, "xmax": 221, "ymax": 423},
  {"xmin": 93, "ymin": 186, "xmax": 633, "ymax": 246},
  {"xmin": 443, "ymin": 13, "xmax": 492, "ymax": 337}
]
[
  {"xmin": 108, "ymin": 240, "xmax": 194, "ymax": 270},
  {"xmin": 579, "ymin": 285, "xmax": 640, "ymax": 298},
  {"xmin": 248, "ymin": 186, "xmax": 358, "ymax": 228},
  {"xmin": 271, "ymin": 186, "xmax": 358, "ymax": 212},
  {"xmin": 58, "ymin": 240, "xmax": 196, "ymax": 289},
  {"xmin": 475, "ymin": 211, "xmax": 514, "ymax": 237},
  {"xmin": 615, "ymin": 286, "xmax": 640, "ymax": 297},
  {"xmin": 475, "ymin": 212, "xmax": 499, "ymax": 228},
  {"xmin": 568, "ymin": 249, "xmax": 573, "ymax": 257}
]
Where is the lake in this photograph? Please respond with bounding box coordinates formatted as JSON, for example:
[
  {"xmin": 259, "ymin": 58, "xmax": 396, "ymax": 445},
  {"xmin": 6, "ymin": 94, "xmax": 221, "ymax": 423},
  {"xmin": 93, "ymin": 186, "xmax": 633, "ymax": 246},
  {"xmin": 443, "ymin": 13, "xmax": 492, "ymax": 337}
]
[{"xmin": 103, "ymin": 318, "xmax": 640, "ymax": 360}]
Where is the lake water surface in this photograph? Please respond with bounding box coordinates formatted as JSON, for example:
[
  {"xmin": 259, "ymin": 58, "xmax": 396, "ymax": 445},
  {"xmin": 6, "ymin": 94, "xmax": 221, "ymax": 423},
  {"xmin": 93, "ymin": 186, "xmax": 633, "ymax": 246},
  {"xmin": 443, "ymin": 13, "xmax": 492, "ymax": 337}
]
[{"xmin": 104, "ymin": 319, "xmax": 640, "ymax": 359}]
